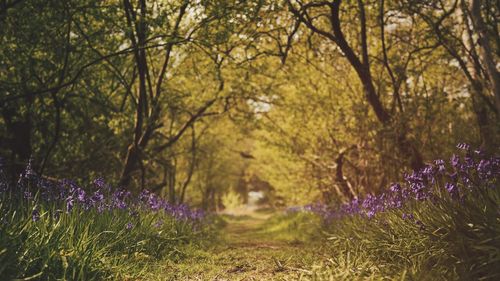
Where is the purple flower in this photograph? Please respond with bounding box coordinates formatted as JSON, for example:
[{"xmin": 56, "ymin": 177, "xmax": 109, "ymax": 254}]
[
  {"xmin": 148, "ymin": 196, "xmax": 162, "ymax": 211},
  {"xmin": 93, "ymin": 177, "xmax": 106, "ymax": 188},
  {"xmin": 93, "ymin": 177, "xmax": 112, "ymax": 193},
  {"xmin": 415, "ymin": 220, "xmax": 425, "ymax": 231},
  {"xmin": 422, "ymin": 165, "xmax": 437, "ymax": 183},
  {"xmin": 445, "ymin": 182, "xmax": 456, "ymax": 192},
  {"xmin": 139, "ymin": 189, "xmax": 151, "ymax": 202},
  {"xmin": 366, "ymin": 210, "xmax": 375, "ymax": 218},
  {"xmin": 287, "ymin": 143, "xmax": 498, "ymax": 225},
  {"xmin": 402, "ymin": 213, "xmax": 414, "ymax": 220},
  {"xmin": 477, "ymin": 159, "xmax": 495, "ymax": 180},
  {"xmin": 463, "ymin": 156, "xmax": 474, "ymax": 169},
  {"xmin": 2, "ymin": 161, "xmax": 207, "ymax": 228},
  {"xmin": 90, "ymin": 190, "xmax": 104, "ymax": 204},
  {"xmin": 451, "ymin": 154, "xmax": 460, "ymax": 168},
  {"xmin": 389, "ymin": 196, "xmax": 403, "ymax": 208},
  {"xmin": 414, "ymin": 189, "xmax": 429, "ymax": 201},
  {"xmin": 126, "ymin": 222, "xmax": 133, "ymax": 230},
  {"xmin": 66, "ymin": 196, "xmax": 75, "ymax": 212},
  {"xmin": 97, "ymin": 203, "xmax": 106, "ymax": 213},
  {"xmin": 32, "ymin": 208, "xmax": 40, "ymax": 222},
  {"xmin": 76, "ymin": 188, "xmax": 86, "ymax": 203},
  {"xmin": 24, "ymin": 191, "xmax": 33, "ymax": 200},
  {"xmin": 112, "ymin": 189, "xmax": 130, "ymax": 210},
  {"xmin": 24, "ymin": 157, "xmax": 37, "ymax": 180},
  {"xmin": 434, "ymin": 159, "xmax": 446, "ymax": 173},
  {"xmin": 445, "ymin": 182, "xmax": 459, "ymax": 199},
  {"xmin": 390, "ymin": 183, "xmax": 401, "ymax": 193}
]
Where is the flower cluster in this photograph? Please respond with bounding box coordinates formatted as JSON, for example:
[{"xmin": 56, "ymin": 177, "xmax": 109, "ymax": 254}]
[
  {"xmin": 305, "ymin": 144, "xmax": 500, "ymax": 221},
  {"xmin": 0, "ymin": 164, "xmax": 205, "ymax": 228},
  {"xmin": 138, "ymin": 189, "xmax": 205, "ymax": 220}
]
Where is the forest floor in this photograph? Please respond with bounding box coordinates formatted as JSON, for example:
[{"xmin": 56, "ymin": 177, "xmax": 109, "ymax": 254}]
[{"xmin": 152, "ymin": 208, "xmax": 331, "ymax": 280}]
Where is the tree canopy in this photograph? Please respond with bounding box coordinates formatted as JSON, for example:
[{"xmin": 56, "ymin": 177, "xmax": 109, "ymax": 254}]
[{"xmin": 1, "ymin": 0, "xmax": 498, "ymax": 209}]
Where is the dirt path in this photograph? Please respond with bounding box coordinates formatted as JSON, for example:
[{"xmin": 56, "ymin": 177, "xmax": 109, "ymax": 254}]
[{"xmin": 159, "ymin": 211, "xmax": 326, "ymax": 280}]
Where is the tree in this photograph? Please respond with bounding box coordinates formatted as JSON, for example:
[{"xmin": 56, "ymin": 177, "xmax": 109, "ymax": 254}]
[
  {"xmin": 281, "ymin": 0, "xmax": 428, "ymax": 171},
  {"xmin": 400, "ymin": 0, "xmax": 499, "ymax": 149}
]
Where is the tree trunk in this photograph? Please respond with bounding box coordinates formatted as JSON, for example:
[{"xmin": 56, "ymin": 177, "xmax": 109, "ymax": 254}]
[
  {"xmin": 119, "ymin": 144, "xmax": 140, "ymax": 188},
  {"xmin": 329, "ymin": 0, "xmax": 391, "ymax": 124},
  {"xmin": 329, "ymin": 0, "xmax": 423, "ymax": 170},
  {"xmin": 1, "ymin": 105, "xmax": 32, "ymax": 178},
  {"xmin": 397, "ymin": 131, "xmax": 424, "ymax": 171},
  {"xmin": 335, "ymin": 150, "xmax": 356, "ymax": 201},
  {"xmin": 471, "ymin": 90, "xmax": 493, "ymax": 149},
  {"xmin": 179, "ymin": 125, "xmax": 196, "ymax": 204},
  {"xmin": 167, "ymin": 159, "xmax": 176, "ymax": 203},
  {"xmin": 470, "ymin": 0, "xmax": 500, "ymax": 114}
]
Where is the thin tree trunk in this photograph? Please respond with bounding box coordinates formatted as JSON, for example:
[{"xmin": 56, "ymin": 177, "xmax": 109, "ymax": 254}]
[
  {"xmin": 335, "ymin": 151, "xmax": 355, "ymax": 201},
  {"xmin": 167, "ymin": 158, "xmax": 176, "ymax": 203},
  {"xmin": 179, "ymin": 125, "xmax": 196, "ymax": 204},
  {"xmin": 40, "ymin": 92, "xmax": 61, "ymax": 175},
  {"xmin": 1, "ymin": 98, "xmax": 32, "ymax": 177}
]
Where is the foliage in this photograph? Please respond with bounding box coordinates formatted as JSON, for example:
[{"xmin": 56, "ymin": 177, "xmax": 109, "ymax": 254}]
[
  {"xmin": 1, "ymin": 0, "xmax": 499, "ymax": 279},
  {"xmin": 293, "ymin": 145, "xmax": 500, "ymax": 279},
  {"xmin": 1, "ymin": 0, "xmax": 499, "ymax": 208},
  {"xmin": 0, "ymin": 164, "xmax": 210, "ymax": 280},
  {"xmin": 222, "ymin": 189, "xmax": 244, "ymax": 209}
]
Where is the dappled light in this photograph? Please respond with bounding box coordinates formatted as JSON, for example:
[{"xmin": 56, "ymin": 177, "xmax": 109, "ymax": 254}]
[{"xmin": 1, "ymin": 0, "xmax": 499, "ymax": 280}]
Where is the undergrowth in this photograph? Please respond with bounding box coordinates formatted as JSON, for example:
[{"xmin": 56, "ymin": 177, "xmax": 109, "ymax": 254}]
[
  {"xmin": 291, "ymin": 145, "xmax": 500, "ymax": 280},
  {"xmin": 0, "ymin": 169, "xmax": 214, "ymax": 280}
]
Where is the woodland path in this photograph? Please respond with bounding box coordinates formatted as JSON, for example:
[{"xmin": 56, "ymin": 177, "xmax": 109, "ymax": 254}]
[{"xmin": 160, "ymin": 209, "xmax": 329, "ymax": 280}]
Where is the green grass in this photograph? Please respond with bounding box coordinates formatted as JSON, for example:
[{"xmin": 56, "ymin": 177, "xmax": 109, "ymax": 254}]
[
  {"xmin": 0, "ymin": 195, "xmax": 212, "ymax": 280},
  {"xmin": 151, "ymin": 211, "xmax": 328, "ymax": 280},
  {"xmin": 128, "ymin": 195, "xmax": 500, "ymax": 280},
  {"xmin": 2, "ymin": 182, "xmax": 498, "ymax": 280},
  {"xmin": 258, "ymin": 211, "xmax": 323, "ymax": 242},
  {"xmin": 310, "ymin": 186, "xmax": 500, "ymax": 280}
]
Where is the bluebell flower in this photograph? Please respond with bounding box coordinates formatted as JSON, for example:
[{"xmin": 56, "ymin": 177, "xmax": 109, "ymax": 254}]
[
  {"xmin": 32, "ymin": 208, "xmax": 40, "ymax": 222},
  {"xmin": 451, "ymin": 154, "xmax": 460, "ymax": 168},
  {"xmin": 24, "ymin": 191, "xmax": 33, "ymax": 200},
  {"xmin": 93, "ymin": 177, "xmax": 105, "ymax": 188},
  {"xmin": 434, "ymin": 159, "xmax": 446, "ymax": 173},
  {"xmin": 415, "ymin": 220, "xmax": 425, "ymax": 231},
  {"xmin": 390, "ymin": 183, "xmax": 401, "ymax": 193},
  {"xmin": 66, "ymin": 196, "xmax": 75, "ymax": 212},
  {"xmin": 445, "ymin": 182, "xmax": 459, "ymax": 199},
  {"xmin": 76, "ymin": 188, "xmax": 86, "ymax": 203},
  {"xmin": 402, "ymin": 213, "xmax": 414, "ymax": 220},
  {"xmin": 366, "ymin": 210, "xmax": 375, "ymax": 218}
]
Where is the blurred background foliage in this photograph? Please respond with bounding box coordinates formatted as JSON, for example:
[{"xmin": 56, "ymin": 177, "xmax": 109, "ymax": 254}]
[{"xmin": 0, "ymin": 0, "xmax": 498, "ymax": 209}]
